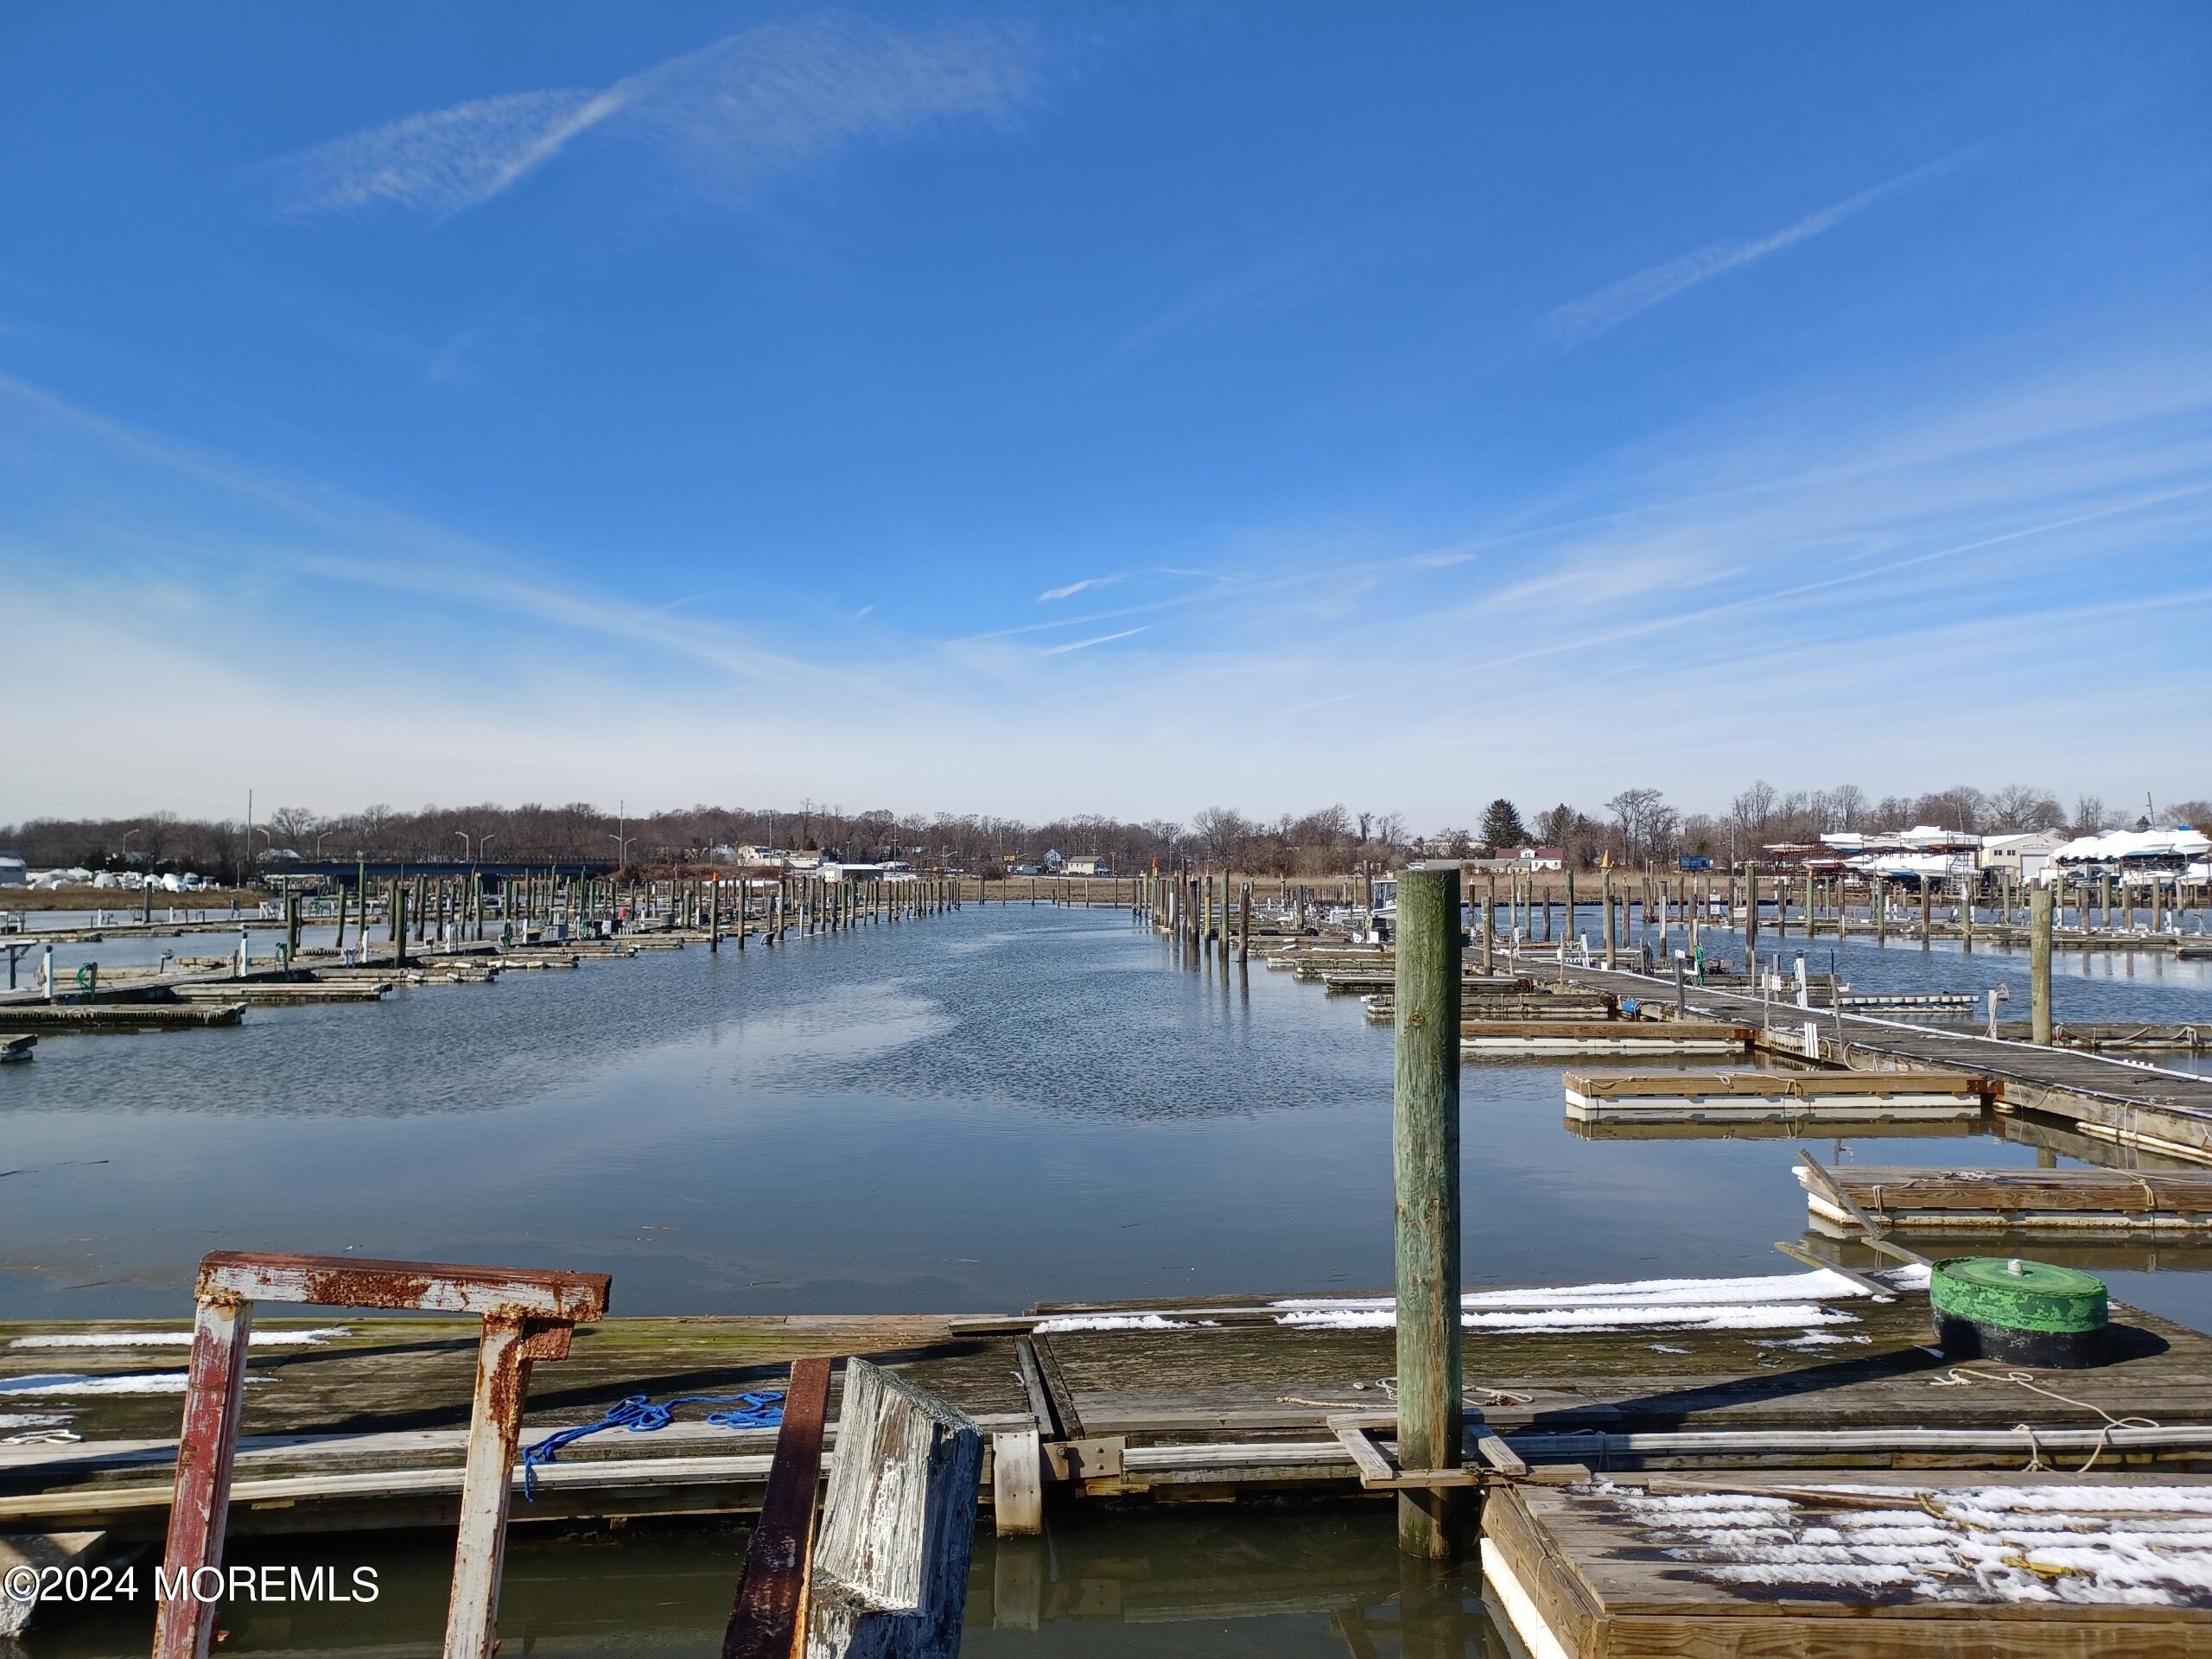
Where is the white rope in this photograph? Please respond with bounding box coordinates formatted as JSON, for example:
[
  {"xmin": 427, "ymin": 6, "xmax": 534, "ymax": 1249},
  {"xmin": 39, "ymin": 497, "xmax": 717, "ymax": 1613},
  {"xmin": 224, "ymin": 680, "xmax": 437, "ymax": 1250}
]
[{"xmin": 1929, "ymin": 1366, "xmax": 2162, "ymax": 1472}]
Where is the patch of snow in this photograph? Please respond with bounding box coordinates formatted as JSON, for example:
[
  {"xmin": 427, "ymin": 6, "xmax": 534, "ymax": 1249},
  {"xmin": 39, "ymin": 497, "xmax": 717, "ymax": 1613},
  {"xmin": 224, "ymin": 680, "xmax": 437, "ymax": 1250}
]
[
  {"xmin": 1604, "ymin": 1479, "xmax": 2212, "ymax": 1607},
  {"xmin": 10, "ymin": 1326, "xmax": 351, "ymax": 1350},
  {"xmin": 0, "ymin": 1412, "xmax": 72, "ymax": 1428},
  {"xmin": 1274, "ymin": 1268, "xmax": 1877, "ymax": 1317},
  {"xmin": 0, "ymin": 1372, "xmax": 194, "ymax": 1395},
  {"xmin": 1756, "ymin": 1332, "xmax": 1872, "ymax": 1350},
  {"xmin": 1032, "ymin": 1314, "xmax": 1211, "ymax": 1333},
  {"xmin": 1281, "ymin": 1302, "xmax": 1860, "ymax": 1335}
]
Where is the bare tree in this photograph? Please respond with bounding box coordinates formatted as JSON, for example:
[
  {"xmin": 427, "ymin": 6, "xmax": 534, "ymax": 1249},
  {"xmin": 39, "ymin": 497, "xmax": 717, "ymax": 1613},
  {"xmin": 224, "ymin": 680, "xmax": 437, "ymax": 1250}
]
[
  {"xmin": 1986, "ymin": 784, "xmax": 2063, "ymax": 833},
  {"xmin": 1606, "ymin": 788, "xmax": 1670, "ymax": 864},
  {"xmin": 1913, "ymin": 785, "xmax": 1988, "ymax": 835},
  {"xmin": 1190, "ymin": 805, "xmax": 1255, "ymax": 867},
  {"xmin": 1730, "ymin": 780, "xmax": 1779, "ymax": 845}
]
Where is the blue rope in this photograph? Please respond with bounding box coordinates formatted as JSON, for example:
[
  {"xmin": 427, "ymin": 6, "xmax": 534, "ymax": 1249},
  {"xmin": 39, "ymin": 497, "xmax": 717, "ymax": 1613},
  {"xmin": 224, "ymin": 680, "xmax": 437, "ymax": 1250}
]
[{"xmin": 521, "ymin": 1389, "xmax": 784, "ymax": 1500}]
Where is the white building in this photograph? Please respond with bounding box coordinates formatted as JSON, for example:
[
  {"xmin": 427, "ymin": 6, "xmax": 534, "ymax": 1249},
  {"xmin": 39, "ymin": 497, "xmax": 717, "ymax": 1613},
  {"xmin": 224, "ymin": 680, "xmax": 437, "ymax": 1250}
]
[
  {"xmin": 0, "ymin": 855, "xmax": 25, "ymax": 887},
  {"xmin": 1977, "ymin": 831, "xmax": 2069, "ymax": 880}
]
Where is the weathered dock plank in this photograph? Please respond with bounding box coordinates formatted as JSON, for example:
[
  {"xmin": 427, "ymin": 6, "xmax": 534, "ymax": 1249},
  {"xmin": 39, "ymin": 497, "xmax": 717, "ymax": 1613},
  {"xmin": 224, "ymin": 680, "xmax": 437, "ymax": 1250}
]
[
  {"xmin": 1484, "ymin": 1471, "xmax": 2212, "ymax": 1657},
  {"xmin": 8, "ymin": 1271, "xmax": 2212, "ymax": 1539},
  {"xmin": 1563, "ymin": 1069, "xmax": 1987, "ymax": 1124},
  {"xmin": 1802, "ymin": 1165, "xmax": 2212, "ymax": 1236}
]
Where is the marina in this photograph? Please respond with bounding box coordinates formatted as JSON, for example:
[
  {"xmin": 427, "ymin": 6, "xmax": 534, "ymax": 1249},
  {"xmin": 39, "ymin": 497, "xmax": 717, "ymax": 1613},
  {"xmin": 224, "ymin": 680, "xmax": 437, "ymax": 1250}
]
[
  {"xmin": 10, "ymin": 872, "xmax": 2212, "ymax": 1652},
  {"xmin": 11, "ymin": 3, "xmax": 2212, "ymax": 1646}
]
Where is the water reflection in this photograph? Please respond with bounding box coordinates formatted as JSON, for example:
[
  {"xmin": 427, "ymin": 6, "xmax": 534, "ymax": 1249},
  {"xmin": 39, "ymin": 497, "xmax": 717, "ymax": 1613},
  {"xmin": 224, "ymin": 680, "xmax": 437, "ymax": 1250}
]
[
  {"xmin": 5, "ymin": 907, "xmax": 2211, "ymax": 1334},
  {"xmin": 22, "ymin": 1510, "xmax": 1503, "ymax": 1658}
]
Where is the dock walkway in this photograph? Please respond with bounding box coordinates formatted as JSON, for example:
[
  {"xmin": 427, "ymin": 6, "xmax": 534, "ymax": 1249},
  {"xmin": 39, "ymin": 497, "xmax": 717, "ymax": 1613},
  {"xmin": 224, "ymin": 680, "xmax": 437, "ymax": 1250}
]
[
  {"xmin": 1532, "ymin": 957, "xmax": 2212, "ymax": 1160},
  {"xmin": 7, "ymin": 1269, "xmax": 2212, "ymax": 1539}
]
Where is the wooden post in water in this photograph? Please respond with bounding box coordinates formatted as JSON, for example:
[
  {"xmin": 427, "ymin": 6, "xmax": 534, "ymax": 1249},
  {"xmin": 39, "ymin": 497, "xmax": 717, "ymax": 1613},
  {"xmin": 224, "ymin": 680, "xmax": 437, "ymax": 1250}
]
[
  {"xmin": 393, "ymin": 886, "xmax": 409, "ymax": 969},
  {"xmin": 1600, "ymin": 868, "xmax": 1614, "ymax": 969},
  {"xmin": 1920, "ymin": 877, "xmax": 1931, "ymax": 946},
  {"xmin": 1561, "ymin": 867, "xmax": 1576, "ymax": 977},
  {"xmin": 1744, "ymin": 861, "xmax": 1758, "ymax": 953},
  {"xmin": 1481, "ymin": 874, "xmax": 1496, "ymax": 974},
  {"xmin": 1961, "ymin": 873, "xmax": 1974, "ymax": 952},
  {"xmin": 1392, "ymin": 861, "xmax": 1462, "ymax": 1560},
  {"xmin": 2031, "ymin": 883, "xmax": 2055, "ymax": 1045},
  {"xmin": 1802, "ymin": 869, "xmax": 1815, "ymax": 940},
  {"xmin": 1238, "ymin": 881, "xmax": 1251, "ymax": 963}
]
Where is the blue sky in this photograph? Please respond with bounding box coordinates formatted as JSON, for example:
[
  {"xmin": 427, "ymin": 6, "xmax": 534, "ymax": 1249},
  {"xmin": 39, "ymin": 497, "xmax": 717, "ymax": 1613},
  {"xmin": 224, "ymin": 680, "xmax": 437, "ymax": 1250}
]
[{"xmin": 4, "ymin": 3, "xmax": 2209, "ymax": 828}]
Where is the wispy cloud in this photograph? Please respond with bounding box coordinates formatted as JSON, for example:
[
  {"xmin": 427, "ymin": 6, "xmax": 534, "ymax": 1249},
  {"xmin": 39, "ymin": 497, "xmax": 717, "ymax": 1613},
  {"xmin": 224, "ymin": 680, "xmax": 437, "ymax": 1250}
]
[
  {"xmin": 1039, "ymin": 626, "xmax": 1147, "ymax": 656},
  {"xmin": 261, "ymin": 14, "xmax": 1052, "ymax": 219},
  {"xmin": 1103, "ymin": 245, "xmax": 1341, "ymax": 365},
  {"xmin": 1545, "ymin": 151, "xmax": 1979, "ymax": 346},
  {"xmin": 1038, "ymin": 574, "xmax": 1123, "ymax": 602}
]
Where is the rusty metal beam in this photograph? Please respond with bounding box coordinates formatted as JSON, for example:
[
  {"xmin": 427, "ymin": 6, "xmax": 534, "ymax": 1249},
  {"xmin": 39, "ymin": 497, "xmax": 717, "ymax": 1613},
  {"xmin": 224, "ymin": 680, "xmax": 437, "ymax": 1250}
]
[
  {"xmin": 149, "ymin": 1297, "xmax": 253, "ymax": 1659},
  {"xmin": 196, "ymin": 1251, "xmax": 609, "ymax": 1322}
]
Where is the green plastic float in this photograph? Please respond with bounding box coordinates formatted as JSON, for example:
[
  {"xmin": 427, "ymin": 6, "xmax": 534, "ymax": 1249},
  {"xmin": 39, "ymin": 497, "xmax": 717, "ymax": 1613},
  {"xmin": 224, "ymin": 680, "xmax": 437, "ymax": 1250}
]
[{"xmin": 1931, "ymin": 1256, "xmax": 2108, "ymax": 1369}]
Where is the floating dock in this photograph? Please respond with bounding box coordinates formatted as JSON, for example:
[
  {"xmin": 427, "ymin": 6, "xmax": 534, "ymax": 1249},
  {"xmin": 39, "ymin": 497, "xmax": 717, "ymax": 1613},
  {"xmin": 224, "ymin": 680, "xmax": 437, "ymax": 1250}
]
[
  {"xmin": 1483, "ymin": 1470, "xmax": 2212, "ymax": 1657},
  {"xmin": 1563, "ymin": 1068, "xmax": 1989, "ymax": 1125},
  {"xmin": 0, "ymin": 1001, "xmax": 245, "ymax": 1033},
  {"xmin": 1801, "ymin": 1165, "xmax": 2212, "ymax": 1236},
  {"xmin": 9, "ymin": 1266, "xmax": 2212, "ymax": 1541},
  {"xmin": 1464, "ymin": 1020, "xmax": 1751, "ymax": 1056}
]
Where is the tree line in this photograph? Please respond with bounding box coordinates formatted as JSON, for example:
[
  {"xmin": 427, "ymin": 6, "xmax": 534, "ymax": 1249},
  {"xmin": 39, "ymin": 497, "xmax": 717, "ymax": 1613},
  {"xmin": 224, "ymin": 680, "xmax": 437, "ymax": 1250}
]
[
  {"xmin": 0, "ymin": 800, "xmax": 1415, "ymax": 880},
  {"xmin": 7, "ymin": 781, "xmax": 2203, "ymax": 882}
]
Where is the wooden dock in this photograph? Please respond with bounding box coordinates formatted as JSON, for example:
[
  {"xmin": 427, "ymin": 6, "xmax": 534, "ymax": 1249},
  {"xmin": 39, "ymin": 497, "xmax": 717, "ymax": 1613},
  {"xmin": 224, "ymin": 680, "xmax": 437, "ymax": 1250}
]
[
  {"xmin": 1484, "ymin": 1470, "xmax": 2212, "ymax": 1656},
  {"xmin": 1525, "ymin": 957, "xmax": 2212, "ymax": 1165},
  {"xmin": 1802, "ymin": 1165, "xmax": 2212, "ymax": 1236},
  {"xmin": 1563, "ymin": 1069, "xmax": 1989, "ymax": 1125},
  {"xmin": 8, "ymin": 1268, "xmax": 2212, "ymax": 1541},
  {"xmin": 0, "ymin": 1001, "xmax": 245, "ymax": 1032},
  {"xmin": 1465, "ymin": 1020, "xmax": 1751, "ymax": 1056}
]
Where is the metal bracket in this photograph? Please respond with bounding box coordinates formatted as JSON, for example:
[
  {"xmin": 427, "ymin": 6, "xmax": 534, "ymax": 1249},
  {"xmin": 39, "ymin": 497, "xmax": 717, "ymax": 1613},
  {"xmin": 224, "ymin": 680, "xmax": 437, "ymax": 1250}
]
[{"xmin": 1043, "ymin": 1436, "xmax": 1124, "ymax": 1481}]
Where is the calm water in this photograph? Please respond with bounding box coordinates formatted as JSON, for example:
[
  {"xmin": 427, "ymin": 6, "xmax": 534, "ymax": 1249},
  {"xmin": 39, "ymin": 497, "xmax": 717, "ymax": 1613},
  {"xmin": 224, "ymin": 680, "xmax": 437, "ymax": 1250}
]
[
  {"xmin": 22, "ymin": 1507, "xmax": 1508, "ymax": 1657},
  {"xmin": 8, "ymin": 903, "xmax": 2212, "ymax": 1328}
]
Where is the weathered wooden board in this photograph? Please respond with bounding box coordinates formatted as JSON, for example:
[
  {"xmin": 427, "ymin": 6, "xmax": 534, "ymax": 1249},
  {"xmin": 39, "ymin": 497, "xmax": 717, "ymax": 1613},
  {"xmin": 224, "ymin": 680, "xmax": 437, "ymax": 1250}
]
[
  {"xmin": 8, "ymin": 1281, "xmax": 2212, "ymax": 1536},
  {"xmin": 1485, "ymin": 1471, "xmax": 2212, "ymax": 1657},
  {"xmin": 1804, "ymin": 1165, "xmax": 2212, "ymax": 1235}
]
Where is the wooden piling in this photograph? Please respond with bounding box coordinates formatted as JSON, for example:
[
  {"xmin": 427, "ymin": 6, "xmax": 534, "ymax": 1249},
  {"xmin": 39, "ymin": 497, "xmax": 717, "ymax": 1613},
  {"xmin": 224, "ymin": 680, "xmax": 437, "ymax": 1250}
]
[
  {"xmin": 1392, "ymin": 861, "xmax": 1462, "ymax": 1560},
  {"xmin": 1744, "ymin": 861, "xmax": 1758, "ymax": 952},
  {"xmin": 2031, "ymin": 883, "xmax": 2055, "ymax": 1045}
]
